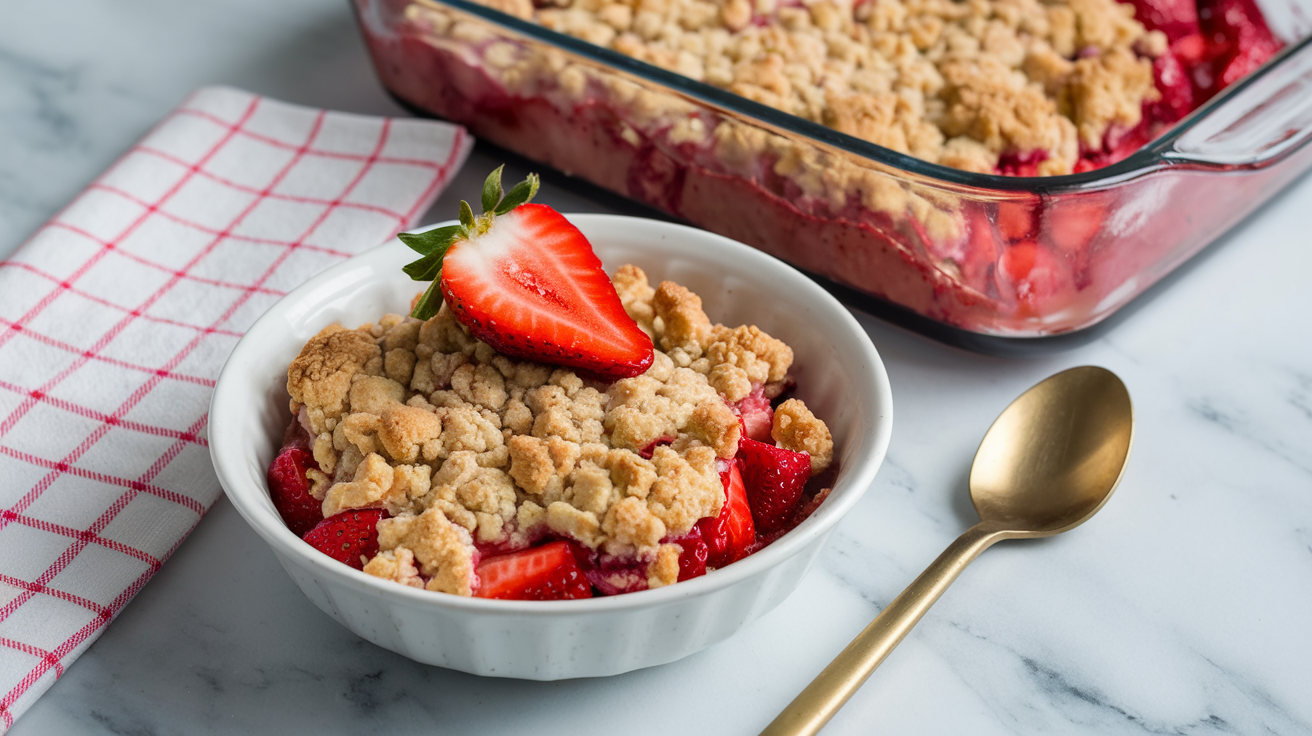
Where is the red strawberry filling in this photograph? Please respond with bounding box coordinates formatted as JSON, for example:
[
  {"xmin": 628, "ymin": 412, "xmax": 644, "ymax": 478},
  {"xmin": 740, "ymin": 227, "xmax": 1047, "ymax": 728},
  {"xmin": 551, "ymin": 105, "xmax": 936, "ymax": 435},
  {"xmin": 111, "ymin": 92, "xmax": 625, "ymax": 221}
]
[
  {"xmin": 271, "ymin": 399, "xmax": 835, "ymax": 597},
  {"xmin": 1000, "ymin": 0, "xmax": 1281, "ymax": 177}
]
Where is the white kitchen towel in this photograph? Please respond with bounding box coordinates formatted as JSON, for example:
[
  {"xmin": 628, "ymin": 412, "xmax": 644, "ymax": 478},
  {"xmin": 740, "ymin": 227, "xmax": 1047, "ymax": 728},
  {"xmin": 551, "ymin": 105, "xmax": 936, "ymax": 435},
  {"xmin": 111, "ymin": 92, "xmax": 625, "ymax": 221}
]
[{"xmin": 0, "ymin": 85, "xmax": 472, "ymax": 730}]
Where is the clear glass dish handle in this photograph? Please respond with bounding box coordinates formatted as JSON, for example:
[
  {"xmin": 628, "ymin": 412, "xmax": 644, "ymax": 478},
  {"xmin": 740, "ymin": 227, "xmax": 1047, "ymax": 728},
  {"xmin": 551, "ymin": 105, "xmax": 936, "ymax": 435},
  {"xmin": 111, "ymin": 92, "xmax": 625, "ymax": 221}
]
[{"xmin": 1164, "ymin": 40, "xmax": 1312, "ymax": 168}]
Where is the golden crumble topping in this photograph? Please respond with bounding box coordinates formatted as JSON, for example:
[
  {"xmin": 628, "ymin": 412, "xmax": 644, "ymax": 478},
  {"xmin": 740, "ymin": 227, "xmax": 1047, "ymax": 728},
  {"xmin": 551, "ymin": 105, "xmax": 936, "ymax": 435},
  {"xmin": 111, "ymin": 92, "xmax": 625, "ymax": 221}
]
[
  {"xmin": 772, "ymin": 398, "xmax": 834, "ymax": 473},
  {"xmin": 362, "ymin": 547, "xmax": 426, "ymax": 588},
  {"xmin": 465, "ymin": 0, "xmax": 1165, "ymax": 175},
  {"xmin": 285, "ymin": 265, "xmax": 833, "ymax": 595},
  {"xmin": 287, "ymin": 325, "xmax": 380, "ymax": 435}
]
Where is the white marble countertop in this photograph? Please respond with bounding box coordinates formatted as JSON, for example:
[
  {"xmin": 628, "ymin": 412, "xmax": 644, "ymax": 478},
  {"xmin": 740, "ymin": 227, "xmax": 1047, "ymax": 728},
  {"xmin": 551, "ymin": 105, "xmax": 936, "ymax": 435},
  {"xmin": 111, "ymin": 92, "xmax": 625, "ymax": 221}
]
[{"xmin": 4, "ymin": 1, "xmax": 1311, "ymax": 733}]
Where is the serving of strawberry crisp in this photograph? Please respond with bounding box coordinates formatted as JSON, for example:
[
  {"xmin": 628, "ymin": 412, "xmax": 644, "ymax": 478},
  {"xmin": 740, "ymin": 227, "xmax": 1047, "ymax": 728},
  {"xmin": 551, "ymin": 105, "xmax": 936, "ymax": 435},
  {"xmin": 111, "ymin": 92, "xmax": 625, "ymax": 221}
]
[{"xmin": 268, "ymin": 168, "xmax": 835, "ymax": 600}]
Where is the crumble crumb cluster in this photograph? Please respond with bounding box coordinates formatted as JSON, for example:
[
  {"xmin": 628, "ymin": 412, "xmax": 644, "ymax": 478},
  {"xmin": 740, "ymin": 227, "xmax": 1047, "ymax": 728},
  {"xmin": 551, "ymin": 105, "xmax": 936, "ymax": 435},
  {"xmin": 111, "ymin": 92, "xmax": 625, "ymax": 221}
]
[
  {"xmin": 470, "ymin": 0, "xmax": 1164, "ymax": 175},
  {"xmin": 285, "ymin": 265, "xmax": 833, "ymax": 596}
]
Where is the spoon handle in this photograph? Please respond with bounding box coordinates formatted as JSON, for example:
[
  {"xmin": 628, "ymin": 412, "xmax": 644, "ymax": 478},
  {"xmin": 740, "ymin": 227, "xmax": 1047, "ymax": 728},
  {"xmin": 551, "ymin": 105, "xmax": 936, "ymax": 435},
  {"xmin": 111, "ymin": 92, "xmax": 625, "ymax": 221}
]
[{"xmin": 759, "ymin": 522, "xmax": 1006, "ymax": 736}]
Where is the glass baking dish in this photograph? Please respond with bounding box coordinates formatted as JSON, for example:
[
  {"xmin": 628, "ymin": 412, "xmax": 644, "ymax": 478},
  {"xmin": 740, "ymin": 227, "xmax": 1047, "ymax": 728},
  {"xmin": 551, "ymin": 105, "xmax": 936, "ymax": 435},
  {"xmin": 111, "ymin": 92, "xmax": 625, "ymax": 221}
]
[{"xmin": 351, "ymin": 0, "xmax": 1312, "ymax": 351}]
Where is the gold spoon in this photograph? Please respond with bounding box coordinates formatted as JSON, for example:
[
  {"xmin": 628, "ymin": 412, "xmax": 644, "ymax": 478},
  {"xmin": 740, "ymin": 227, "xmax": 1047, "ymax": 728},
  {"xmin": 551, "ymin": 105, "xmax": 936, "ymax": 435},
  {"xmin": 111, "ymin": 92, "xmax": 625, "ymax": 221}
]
[{"xmin": 761, "ymin": 365, "xmax": 1134, "ymax": 736}]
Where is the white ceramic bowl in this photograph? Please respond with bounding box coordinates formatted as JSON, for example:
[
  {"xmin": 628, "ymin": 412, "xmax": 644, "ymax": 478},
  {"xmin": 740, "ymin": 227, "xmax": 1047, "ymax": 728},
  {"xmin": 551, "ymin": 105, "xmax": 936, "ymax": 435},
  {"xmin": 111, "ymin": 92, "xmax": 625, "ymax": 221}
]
[{"xmin": 210, "ymin": 214, "xmax": 893, "ymax": 679}]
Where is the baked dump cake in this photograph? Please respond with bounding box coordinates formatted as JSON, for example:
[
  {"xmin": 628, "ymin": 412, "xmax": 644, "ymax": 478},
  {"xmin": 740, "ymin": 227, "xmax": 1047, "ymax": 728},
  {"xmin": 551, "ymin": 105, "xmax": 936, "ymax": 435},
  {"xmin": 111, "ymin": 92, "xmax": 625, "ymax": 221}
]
[
  {"xmin": 470, "ymin": 0, "xmax": 1280, "ymax": 175},
  {"xmin": 268, "ymin": 169, "xmax": 836, "ymax": 599}
]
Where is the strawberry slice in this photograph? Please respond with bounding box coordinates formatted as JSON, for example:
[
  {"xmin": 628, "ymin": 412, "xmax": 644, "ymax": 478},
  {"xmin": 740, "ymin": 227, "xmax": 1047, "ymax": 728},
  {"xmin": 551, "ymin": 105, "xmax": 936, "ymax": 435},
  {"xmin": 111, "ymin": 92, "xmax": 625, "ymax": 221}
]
[
  {"xmin": 697, "ymin": 460, "xmax": 756, "ymax": 568},
  {"xmin": 737, "ymin": 438, "xmax": 811, "ymax": 534},
  {"xmin": 475, "ymin": 540, "xmax": 594, "ymax": 600},
  {"xmin": 267, "ymin": 442, "xmax": 323, "ymax": 537},
  {"xmin": 303, "ymin": 509, "xmax": 387, "ymax": 570},
  {"xmin": 399, "ymin": 167, "xmax": 653, "ymax": 381}
]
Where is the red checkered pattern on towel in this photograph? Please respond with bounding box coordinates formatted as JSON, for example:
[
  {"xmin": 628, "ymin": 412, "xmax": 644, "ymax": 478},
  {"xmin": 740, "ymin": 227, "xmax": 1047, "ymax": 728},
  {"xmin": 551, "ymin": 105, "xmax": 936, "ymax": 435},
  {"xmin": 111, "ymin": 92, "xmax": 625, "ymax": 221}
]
[{"xmin": 0, "ymin": 86, "xmax": 471, "ymax": 730}]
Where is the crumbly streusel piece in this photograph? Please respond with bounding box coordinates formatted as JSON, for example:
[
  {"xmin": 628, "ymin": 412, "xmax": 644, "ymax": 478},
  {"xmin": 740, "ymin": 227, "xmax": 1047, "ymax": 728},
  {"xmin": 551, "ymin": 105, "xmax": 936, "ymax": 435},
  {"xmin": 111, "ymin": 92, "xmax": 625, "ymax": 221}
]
[
  {"xmin": 612, "ymin": 264, "xmax": 657, "ymax": 336},
  {"xmin": 648, "ymin": 543, "xmax": 683, "ymax": 588},
  {"xmin": 1062, "ymin": 46, "xmax": 1158, "ymax": 148},
  {"xmin": 652, "ymin": 281, "xmax": 713, "ymax": 356},
  {"xmin": 321, "ymin": 452, "xmax": 430, "ymax": 517},
  {"xmin": 772, "ymin": 398, "xmax": 834, "ymax": 474},
  {"xmin": 363, "ymin": 547, "xmax": 425, "ymax": 588},
  {"xmin": 375, "ymin": 507, "xmax": 478, "ymax": 595},
  {"xmin": 287, "ymin": 325, "xmax": 380, "ymax": 434},
  {"xmin": 706, "ymin": 325, "xmax": 793, "ymax": 384}
]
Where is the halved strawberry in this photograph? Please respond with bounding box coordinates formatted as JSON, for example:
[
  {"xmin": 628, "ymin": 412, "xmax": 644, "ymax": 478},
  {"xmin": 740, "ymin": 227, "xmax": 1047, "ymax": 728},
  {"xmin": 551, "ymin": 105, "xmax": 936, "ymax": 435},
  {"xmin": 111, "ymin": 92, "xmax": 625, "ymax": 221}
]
[
  {"xmin": 737, "ymin": 438, "xmax": 811, "ymax": 534},
  {"xmin": 303, "ymin": 509, "xmax": 387, "ymax": 570},
  {"xmin": 267, "ymin": 442, "xmax": 323, "ymax": 537},
  {"xmin": 399, "ymin": 167, "xmax": 654, "ymax": 381},
  {"xmin": 697, "ymin": 460, "xmax": 756, "ymax": 568},
  {"xmin": 474, "ymin": 540, "xmax": 594, "ymax": 600}
]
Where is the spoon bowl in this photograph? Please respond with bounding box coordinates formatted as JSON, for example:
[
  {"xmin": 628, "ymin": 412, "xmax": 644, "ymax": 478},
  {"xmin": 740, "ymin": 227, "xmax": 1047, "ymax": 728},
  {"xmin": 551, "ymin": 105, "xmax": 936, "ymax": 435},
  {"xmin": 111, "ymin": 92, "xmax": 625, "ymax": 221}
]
[
  {"xmin": 971, "ymin": 366, "xmax": 1134, "ymax": 536},
  {"xmin": 762, "ymin": 366, "xmax": 1134, "ymax": 736}
]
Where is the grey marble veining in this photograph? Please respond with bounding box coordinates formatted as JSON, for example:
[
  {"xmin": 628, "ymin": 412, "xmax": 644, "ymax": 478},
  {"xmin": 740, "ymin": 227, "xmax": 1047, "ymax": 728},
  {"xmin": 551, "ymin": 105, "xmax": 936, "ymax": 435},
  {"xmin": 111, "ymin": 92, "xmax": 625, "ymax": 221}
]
[{"xmin": 4, "ymin": 1, "xmax": 1312, "ymax": 734}]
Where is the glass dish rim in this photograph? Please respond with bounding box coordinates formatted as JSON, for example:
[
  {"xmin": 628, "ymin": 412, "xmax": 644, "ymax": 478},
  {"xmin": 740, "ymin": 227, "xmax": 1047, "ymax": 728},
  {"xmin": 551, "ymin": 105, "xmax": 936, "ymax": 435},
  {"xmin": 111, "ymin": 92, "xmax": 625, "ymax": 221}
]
[{"xmin": 400, "ymin": 0, "xmax": 1312, "ymax": 193}]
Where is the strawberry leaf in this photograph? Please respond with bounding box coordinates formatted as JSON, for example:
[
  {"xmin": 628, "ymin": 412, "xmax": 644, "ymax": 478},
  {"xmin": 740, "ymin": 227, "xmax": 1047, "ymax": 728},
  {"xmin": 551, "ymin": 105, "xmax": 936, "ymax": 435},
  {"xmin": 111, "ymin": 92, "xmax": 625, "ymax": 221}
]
[
  {"xmin": 400, "ymin": 166, "xmax": 549, "ymax": 328},
  {"xmin": 495, "ymin": 173, "xmax": 540, "ymax": 215},
  {"xmin": 398, "ymin": 225, "xmax": 461, "ymax": 256},
  {"xmin": 481, "ymin": 165, "xmax": 505, "ymax": 214},
  {"xmin": 411, "ymin": 280, "xmax": 444, "ymax": 321},
  {"xmin": 403, "ymin": 250, "xmax": 444, "ymax": 281}
]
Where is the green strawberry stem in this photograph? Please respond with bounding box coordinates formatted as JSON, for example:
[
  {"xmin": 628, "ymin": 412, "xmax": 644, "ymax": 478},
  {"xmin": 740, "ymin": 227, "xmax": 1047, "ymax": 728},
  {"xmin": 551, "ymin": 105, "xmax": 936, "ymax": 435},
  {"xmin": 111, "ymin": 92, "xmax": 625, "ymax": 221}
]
[{"xmin": 399, "ymin": 166, "xmax": 540, "ymax": 321}]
